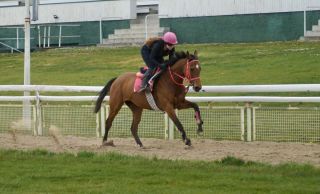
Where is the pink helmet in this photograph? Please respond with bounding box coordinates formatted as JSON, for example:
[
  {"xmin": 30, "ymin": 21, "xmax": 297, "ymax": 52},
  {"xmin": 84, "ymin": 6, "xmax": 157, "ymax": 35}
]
[{"xmin": 162, "ymin": 32, "xmax": 178, "ymax": 45}]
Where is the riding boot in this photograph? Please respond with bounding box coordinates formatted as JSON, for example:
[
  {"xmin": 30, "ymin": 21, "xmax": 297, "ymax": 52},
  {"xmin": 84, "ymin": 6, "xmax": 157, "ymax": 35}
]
[{"xmin": 139, "ymin": 68, "xmax": 153, "ymax": 92}]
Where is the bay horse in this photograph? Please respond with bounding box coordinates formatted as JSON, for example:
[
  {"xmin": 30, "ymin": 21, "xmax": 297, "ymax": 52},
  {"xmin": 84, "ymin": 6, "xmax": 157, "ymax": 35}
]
[{"xmin": 94, "ymin": 50, "xmax": 203, "ymax": 147}]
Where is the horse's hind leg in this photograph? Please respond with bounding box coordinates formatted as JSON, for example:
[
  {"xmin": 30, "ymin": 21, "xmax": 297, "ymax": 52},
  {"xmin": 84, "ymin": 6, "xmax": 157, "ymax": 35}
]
[
  {"xmin": 125, "ymin": 101, "xmax": 143, "ymax": 147},
  {"xmin": 103, "ymin": 100, "xmax": 124, "ymax": 145}
]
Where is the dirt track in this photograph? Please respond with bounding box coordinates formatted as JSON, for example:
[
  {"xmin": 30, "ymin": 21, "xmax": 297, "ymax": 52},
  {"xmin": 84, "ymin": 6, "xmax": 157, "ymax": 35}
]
[{"xmin": 1, "ymin": 133, "xmax": 320, "ymax": 166}]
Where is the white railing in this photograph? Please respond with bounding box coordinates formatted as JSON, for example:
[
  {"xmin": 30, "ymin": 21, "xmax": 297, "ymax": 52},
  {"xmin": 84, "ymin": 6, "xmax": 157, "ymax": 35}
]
[
  {"xmin": 0, "ymin": 25, "xmax": 80, "ymax": 49},
  {"xmin": 1, "ymin": 83, "xmax": 320, "ymax": 93},
  {"xmin": 0, "ymin": 84, "xmax": 319, "ymax": 143},
  {"xmin": 38, "ymin": 24, "xmax": 80, "ymax": 48},
  {"xmin": 195, "ymin": 84, "xmax": 320, "ymax": 93},
  {"xmin": 0, "ymin": 41, "xmax": 22, "ymax": 53},
  {"xmin": 0, "ymin": 26, "xmax": 35, "ymax": 50},
  {"xmin": 1, "ymin": 84, "xmax": 320, "ymax": 102},
  {"xmin": 1, "ymin": 95, "xmax": 320, "ymax": 103}
]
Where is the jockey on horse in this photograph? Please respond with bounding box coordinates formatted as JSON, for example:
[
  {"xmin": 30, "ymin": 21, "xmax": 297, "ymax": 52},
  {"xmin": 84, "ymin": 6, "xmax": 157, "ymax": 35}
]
[{"xmin": 139, "ymin": 32, "xmax": 178, "ymax": 92}]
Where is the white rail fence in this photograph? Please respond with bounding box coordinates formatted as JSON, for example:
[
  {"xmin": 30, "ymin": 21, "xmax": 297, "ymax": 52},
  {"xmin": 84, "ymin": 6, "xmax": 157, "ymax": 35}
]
[{"xmin": 0, "ymin": 84, "xmax": 320, "ymax": 143}]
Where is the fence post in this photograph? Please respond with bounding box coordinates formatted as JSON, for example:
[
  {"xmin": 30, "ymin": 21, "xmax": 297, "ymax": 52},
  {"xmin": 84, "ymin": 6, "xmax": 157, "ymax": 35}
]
[
  {"xmin": 246, "ymin": 103, "xmax": 252, "ymax": 141},
  {"xmin": 35, "ymin": 91, "xmax": 43, "ymax": 135},
  {"xmin": 252, "ymin": 107, "xmax": 256, "ymax": 141},
  {"xmin": 168, "ymin": 117, "xmax": 175, "ymax": 140},
  {"xmin": 38, "ymin": 26, "xmax": 41, "ymax": 48},
  {"xmin": 99, "ymin": 19, "xmax": 103, "ymax": 44},
  {"xmin": 99, "ymin": 104, "xmax": 106, "ymax": 138},
  {"xmin": 164, "ymin": 113, "xmax": 169, "ymax": 139},
  {"xmin": 16, "ymin": 28, "xmax": 19, "ymax": 49},
  {"xmin": 101, "ymin": 104, "xmax": 109, "ymax": 137},
  {"xmin": 304, "ymin": 9, "xmax": 306, "ymax": 37},
  {"xmin": 59, "ymin": 25, "xmax": 62, "ymax": 47},
  {"xmin": 95, "ymin": 110, "xmax": 100, "ymax": 138},
  {"xmin": 48, "ymin": 26, "xmax": 51, "ymax": 48},
  {"xmin": 32, "ymin": 104, "xmax": 37, "ymax": 135},
  {"xmin": 166, "ymin": 110, "xmax": 176, "ymax": 140},
  {"xmin": 240, "ymin": 107, "xmax": 245, "ymax": 141}
]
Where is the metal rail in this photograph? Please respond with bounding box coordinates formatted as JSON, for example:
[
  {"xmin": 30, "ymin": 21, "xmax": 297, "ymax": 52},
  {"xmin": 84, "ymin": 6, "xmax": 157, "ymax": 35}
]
[{"xmin": 0, "ymin": 41, "xmax": 23, "ymax": 53}]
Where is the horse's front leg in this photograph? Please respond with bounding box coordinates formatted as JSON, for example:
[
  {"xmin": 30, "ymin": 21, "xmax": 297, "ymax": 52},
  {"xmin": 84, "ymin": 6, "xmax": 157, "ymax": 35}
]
[
  {"xmin": 177, "ymin": 100, "xmax": 204, "ymax": 135},
  {"xmin": 165, "ymin": 107, "xmax": 191, "ymax": 146}
]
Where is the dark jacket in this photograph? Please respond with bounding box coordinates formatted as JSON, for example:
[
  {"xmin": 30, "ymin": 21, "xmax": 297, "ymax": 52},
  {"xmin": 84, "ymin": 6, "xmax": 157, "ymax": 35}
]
[{"xmin": 141, "ymin": 38, "xmax": 175, "ymax": 69}]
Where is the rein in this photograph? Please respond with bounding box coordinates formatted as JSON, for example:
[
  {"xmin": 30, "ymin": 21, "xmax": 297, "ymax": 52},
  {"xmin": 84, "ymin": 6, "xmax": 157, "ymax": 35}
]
[{"xmin": 168, "ymin": 59, "xmax": 200, "ymax": 88}]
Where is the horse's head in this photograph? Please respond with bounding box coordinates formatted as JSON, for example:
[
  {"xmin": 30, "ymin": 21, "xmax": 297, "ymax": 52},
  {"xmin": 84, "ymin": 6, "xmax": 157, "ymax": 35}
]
[
  {"xmin": 167, "ymin": 50, "xmax": 202, "ymax": 92},
  {"xmin": 185, "ymin": 50, "xmax": 202, "ymax": 92}
]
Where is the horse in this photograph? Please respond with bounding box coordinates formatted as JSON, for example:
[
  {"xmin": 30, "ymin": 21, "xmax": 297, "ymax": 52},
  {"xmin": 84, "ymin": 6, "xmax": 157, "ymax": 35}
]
[{"xmin": 94, "ymin": 50, "xmax": 204, "ymax": 147}]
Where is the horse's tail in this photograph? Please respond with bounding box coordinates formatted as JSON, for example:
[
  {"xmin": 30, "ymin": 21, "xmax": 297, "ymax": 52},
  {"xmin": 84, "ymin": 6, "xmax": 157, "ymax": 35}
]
[{"xmin": 94, "ymin": 77, "xmax": 117, "ymax": 113}]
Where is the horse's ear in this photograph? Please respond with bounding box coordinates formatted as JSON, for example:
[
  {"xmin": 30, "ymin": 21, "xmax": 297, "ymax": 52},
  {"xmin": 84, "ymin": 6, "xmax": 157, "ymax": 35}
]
[
  {"xmin": 186, "ymin": 51, "xmax": 190, "ymax": 58},
  {"xmin": 194, "ymin": 50, "xmax": 198, "ymax": 57}
]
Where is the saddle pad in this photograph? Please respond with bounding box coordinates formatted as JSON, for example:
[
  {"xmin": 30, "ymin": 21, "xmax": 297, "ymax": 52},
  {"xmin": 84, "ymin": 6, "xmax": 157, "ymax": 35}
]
[
  {"xmin": 134, "ymin": 72, "xmax": 144, "ymax": 92},
  {"xmin": 133, "ymin": 67, "xmax": 161, "ymax": 93}
]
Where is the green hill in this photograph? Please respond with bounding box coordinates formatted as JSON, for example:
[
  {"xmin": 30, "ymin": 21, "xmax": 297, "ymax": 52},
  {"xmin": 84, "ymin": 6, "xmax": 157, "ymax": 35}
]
[
  {"xmin": 0, "ymin": 41, "xmax": 319, "ymax": 100},
  {"xmin": 1, "ymin": 41, "xmax": 319, "ymax": 86}
]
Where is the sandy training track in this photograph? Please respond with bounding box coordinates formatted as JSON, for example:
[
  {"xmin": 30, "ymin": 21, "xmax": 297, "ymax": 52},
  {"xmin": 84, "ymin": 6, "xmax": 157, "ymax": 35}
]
[{"xmin": 1, "ymin": 133, "xmax": 320, "ymax": 166}]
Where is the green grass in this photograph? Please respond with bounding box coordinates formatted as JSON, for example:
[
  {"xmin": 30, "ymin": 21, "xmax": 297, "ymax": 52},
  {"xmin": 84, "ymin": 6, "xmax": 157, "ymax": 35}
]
[
  {"xmin": 1, "ymin": 41, "xmax": 320, "ymax": 86},
  {"xmin": 1, "ymin": 41, "xmax": 319, "ymax": 105},
  {"xmin": 194, "ymin": 42, "xmax": 320, "ymax": 85},
  {"xmin": 0, "ymin": 149, "xmax": 319, "ymax": 194}
]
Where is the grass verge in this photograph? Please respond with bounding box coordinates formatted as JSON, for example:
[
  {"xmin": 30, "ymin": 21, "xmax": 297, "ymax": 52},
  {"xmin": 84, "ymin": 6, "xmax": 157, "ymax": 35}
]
[{"xmin": 0, "ymin": 149, "xmax": 319, "ymax": 194}]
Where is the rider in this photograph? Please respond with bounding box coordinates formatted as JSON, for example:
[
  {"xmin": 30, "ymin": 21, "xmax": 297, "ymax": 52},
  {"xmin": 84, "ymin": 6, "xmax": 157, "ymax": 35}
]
[{"xmin": 139, "ymin": 31, "xmax": 178, "ymax": 92}]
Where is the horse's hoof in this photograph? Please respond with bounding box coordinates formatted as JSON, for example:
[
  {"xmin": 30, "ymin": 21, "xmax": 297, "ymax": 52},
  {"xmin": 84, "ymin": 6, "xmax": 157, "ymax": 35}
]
[
  {"xmin": 184, "ymin": 145, "xmax": 193, "ymax": 150},
  {"xmin": 102, "ymin": 140, "xmax": 115, "ymax": 147},
  {"xmin": 136, "ymin": 143, "xmax": 144, "ymax": 149},
  {"xmin": 185, "ymin": 138, "xmax": 192, "ymax": 146}
]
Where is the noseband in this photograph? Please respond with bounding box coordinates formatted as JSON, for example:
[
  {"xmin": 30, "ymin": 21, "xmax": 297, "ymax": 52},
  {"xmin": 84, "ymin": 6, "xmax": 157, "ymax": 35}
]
[{"xmin": 168, "ymin": 59, "xmax": 201, "ymax": 88}]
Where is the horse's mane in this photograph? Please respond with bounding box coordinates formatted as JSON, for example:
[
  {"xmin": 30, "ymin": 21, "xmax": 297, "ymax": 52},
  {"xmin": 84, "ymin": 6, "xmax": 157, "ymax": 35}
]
[{"xmin": 166, "ymin": 51, "xmax": 188, "ymax": 66}]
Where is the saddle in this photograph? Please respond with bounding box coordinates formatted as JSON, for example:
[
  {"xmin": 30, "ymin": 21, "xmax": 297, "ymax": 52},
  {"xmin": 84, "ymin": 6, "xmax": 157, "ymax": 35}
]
[{"xmin": 134, "ymin": 67, "xmax": 162, "ymax": 92}]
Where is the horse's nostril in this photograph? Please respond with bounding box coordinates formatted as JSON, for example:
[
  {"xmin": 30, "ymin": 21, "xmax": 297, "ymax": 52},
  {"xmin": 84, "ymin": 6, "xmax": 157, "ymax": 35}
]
[{"xmin": 194, "ymin": 86, "xmax": 201, "ymax": 92}]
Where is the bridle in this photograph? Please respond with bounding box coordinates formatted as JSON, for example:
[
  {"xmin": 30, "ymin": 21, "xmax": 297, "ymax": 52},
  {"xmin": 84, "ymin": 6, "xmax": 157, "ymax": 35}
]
[{"xmin": 168, "ymin": 59, "xmax": 201, "ymax": 88}]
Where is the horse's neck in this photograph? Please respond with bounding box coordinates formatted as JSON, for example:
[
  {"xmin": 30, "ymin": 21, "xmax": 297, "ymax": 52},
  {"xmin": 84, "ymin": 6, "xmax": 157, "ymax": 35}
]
[
  {"xmin": 170, "ymin": 58, "xmax": 187, "ymax": 74},
  {"xmin": 158, "ymin": 58, "xmax": 187, "ymax": 91}
]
